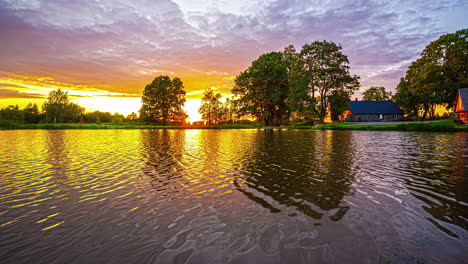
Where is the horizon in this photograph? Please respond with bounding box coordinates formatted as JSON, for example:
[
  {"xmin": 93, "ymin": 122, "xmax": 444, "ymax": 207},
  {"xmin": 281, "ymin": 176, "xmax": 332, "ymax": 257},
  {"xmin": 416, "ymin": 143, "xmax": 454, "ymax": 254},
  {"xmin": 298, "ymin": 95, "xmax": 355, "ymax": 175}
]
[{"xmin": 1, "ymin": 0, "xmax": 467, "ymax": 122}]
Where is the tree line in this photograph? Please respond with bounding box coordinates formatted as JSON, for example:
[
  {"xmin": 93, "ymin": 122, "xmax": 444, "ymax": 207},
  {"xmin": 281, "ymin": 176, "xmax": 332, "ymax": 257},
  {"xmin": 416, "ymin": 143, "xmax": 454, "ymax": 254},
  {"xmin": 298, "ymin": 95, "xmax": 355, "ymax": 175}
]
[
  {"xmin": 5, "ymin": 29, "xmax": 464, "ymax": 126},
  {"xmin": 232, "ymin": 41, "xmax": 360, "ymax": 125},
  {"xmin": 0, "ymin": 89, "xmax": 138, "ymax": 124},
  {"xmin": 140, "ymin": 40, "xmax": 361, "ymax": 126}
]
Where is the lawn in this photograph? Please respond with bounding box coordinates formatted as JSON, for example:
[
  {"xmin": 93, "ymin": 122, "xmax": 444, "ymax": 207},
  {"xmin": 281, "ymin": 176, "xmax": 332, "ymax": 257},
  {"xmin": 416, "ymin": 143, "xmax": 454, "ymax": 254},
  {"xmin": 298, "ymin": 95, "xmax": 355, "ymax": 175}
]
[
  {"xmin": 314, "ymin": 119, "xmax": 468, "ymax": 132},
  {"xmin": 1, "ymin": 119, "xmax": 467, "ymax": 132}
]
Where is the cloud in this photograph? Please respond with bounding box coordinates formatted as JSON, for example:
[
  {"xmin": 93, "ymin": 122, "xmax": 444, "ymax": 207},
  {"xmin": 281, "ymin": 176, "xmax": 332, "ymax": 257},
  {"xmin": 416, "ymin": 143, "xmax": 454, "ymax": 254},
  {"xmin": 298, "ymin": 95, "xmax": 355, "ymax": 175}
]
[
  {"xmin": 0, "ymin": 88, "xmax": 44, "ymax": 99},
  {"xmin": 0, "ymin": 0, "xmax": 466, "ymax": 101},
  {"xmin": 0, "ymin": 72, "xmax": 141, "ymax": 100}
]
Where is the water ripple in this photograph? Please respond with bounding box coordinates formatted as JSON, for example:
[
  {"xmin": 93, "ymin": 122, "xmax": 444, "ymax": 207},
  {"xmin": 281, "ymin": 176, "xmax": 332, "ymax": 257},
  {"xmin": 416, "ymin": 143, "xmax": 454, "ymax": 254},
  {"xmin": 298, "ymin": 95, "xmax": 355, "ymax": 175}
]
[{"xmin": 0, "ymin": 129, "xmax": 467, "ymax": 263}]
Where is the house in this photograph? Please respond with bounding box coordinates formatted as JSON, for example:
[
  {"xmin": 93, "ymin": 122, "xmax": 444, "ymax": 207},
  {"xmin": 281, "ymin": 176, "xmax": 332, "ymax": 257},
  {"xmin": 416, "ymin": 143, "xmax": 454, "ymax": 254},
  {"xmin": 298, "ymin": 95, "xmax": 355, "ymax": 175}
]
[
  {"xmin": 454, "ymin": 88, "xmax": 468, "ymax": 124},
  {"xmin": 339, "ymin": 100, "xmax": 404, "ymax": 122}
]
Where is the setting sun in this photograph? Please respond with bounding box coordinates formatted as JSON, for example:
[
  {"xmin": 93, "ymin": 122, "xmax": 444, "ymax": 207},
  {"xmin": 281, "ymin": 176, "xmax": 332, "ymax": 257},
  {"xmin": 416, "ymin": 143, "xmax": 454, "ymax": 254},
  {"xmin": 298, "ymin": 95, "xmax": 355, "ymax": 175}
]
[{"xmin": 184, "ymin": 99, "xmax": 202, "ymax": 123}]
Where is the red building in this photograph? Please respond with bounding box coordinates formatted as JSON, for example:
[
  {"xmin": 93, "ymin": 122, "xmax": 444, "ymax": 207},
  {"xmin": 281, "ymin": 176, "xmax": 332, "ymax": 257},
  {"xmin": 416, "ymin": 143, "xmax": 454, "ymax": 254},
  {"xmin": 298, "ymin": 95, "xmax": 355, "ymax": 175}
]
[{"xmin": 454, "ymin": 88, "xmax": 468, "ymax": 124}]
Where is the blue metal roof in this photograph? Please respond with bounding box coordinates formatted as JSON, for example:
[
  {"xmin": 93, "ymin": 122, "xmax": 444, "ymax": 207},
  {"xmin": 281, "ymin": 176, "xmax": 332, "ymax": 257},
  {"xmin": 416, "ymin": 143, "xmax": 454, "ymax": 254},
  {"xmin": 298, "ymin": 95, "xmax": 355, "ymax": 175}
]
[{"xmin": 349, "ymin": 101, "xmax": 404, "ymax": 114}]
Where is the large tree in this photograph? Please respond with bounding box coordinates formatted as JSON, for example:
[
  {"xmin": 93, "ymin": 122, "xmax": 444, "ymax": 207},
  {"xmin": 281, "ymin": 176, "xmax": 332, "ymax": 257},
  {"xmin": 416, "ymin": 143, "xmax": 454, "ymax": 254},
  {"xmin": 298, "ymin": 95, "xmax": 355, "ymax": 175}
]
[
  {"xmin": 394, "ymin": 28, "xmax": 467, "ymax": 120},
  {"xmin": 199, "ymin": 88, "xmax": 224, "ymax": 125},
  {"xmin": 232, "ymin": 52, "xmax": 289, "ymax": 126},
  {"xmin": 43, "ymin": 89, "xmax": 83, "ymax": 123},
  {"xmin": 43, "ymin": 88, "xmax": 68, "ymax": 123},
  {"xmin": 362, "ymin": 87, "xmax": 392, "ymax": 101},
  {"xmin": 293, "ymin": 41, "xmax": 360, "ymax": 122},
  {"xmin": 284, "ymin": 45, "xmax": 313, "ymax": 120},
  {"xmin": 139, "ymin": 75, "xmax": 187, "ymax": 125}
]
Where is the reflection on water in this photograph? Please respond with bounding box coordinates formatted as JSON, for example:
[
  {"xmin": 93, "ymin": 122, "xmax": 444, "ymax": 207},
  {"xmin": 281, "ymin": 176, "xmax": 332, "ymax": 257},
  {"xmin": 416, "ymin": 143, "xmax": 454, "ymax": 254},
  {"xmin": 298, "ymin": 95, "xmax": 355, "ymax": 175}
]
[
  {"xmin": 0, "ymin": 129, "xmax": 467, "ymax": 263},
  {"xmin": 234, "ymin": 130, "xmax": 354, "ymax": 220}
]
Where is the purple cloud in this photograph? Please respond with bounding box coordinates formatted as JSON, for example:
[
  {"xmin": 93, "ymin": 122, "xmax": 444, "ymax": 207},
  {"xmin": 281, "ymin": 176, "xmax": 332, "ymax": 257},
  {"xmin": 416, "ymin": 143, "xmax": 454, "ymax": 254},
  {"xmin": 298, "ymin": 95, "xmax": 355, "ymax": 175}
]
[{"xmin": 0, "ymin": 0, "xmax": 466, "ymax": 98}]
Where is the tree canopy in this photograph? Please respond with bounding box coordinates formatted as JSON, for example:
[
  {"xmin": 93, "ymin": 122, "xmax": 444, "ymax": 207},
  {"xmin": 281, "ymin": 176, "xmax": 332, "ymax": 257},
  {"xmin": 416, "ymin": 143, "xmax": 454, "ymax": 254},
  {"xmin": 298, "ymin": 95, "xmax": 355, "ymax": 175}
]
[
  {"xmin": 231, "ymin": 41, "xmax": 360, "ymax": 125},
  {"xmin": 232, "ymin": 52, "xmax": 289, "ymax": 126},
  {"xmin": 362, "ymin": 87, "xmax": 392, "ymax": 101},
  {"xmin": 199, "ymin": 88, "xmax": 224, "ymax": 125},
  {"xmin": 293, "ymin": 41, "xmax": 360, "ymax": 122},
  {"xmin": 394, "ymin": 28, "xmax": 467, "ymax": 119},
  {"xmin": 139, "ymin": 75, "xmax": 187, "ymax": 125},
  {"xmin": 43, "ymin": 89, "xmax": 84, "ymax": 123}
]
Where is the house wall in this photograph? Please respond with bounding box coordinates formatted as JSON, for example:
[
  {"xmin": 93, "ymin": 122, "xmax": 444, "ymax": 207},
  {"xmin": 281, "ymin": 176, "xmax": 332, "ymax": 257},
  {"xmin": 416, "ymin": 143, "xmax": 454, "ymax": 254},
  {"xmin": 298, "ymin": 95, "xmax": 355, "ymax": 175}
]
[
  {"xmin": 459, "ymin": 112, "xmax": 468, "ymax": 123},
  {"xmin": 347, "ymin": 114, "xmax": 403, "ymax": 122}
]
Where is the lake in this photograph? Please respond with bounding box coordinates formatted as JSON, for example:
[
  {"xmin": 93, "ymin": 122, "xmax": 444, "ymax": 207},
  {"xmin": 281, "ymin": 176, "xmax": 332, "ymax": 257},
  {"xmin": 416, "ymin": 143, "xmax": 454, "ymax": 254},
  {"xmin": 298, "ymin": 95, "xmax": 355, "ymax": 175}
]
[{"xmin": 0, "ymin": 129, "xmax": 467, "ymax": 263}]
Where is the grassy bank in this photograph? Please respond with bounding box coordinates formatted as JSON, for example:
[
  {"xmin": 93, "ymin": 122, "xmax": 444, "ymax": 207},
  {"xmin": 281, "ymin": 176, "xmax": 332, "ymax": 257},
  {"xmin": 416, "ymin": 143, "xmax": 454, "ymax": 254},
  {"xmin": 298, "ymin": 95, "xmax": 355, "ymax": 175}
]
[
  {"xmin": 313, "ymin": 120, "xmax": 468, "ymax": 132},
  {"xmin": 1, "ymin": 120, "xmax": 467, "ymax": 132},
  {"xmin": 0, "ymin": 122, "xmax": 264, "ymax": 130}
]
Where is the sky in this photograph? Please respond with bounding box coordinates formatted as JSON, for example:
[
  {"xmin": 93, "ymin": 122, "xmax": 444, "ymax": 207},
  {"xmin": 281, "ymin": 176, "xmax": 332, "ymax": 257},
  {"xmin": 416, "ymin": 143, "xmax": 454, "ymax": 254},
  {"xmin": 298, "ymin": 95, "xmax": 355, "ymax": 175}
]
[{"xmin": 0, "ymin": 0, "xmax": 467, "ymax": 122}]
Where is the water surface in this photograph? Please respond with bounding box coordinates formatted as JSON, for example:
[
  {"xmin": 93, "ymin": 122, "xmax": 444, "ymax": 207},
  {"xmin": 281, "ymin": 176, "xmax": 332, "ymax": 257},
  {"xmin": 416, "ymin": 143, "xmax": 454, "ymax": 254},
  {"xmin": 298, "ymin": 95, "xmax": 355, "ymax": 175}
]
[{"xmin": 0, "ymin": 129, "xmax": 467, "ymax": 263}]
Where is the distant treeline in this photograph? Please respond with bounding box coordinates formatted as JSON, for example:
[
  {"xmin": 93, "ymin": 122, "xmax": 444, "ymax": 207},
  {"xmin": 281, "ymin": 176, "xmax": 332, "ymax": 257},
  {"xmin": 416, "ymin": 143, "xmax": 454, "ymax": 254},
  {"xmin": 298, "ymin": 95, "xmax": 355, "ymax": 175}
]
[{"xmin": 0, "ymin": 89, "xmax": 138, "ymax": 125}]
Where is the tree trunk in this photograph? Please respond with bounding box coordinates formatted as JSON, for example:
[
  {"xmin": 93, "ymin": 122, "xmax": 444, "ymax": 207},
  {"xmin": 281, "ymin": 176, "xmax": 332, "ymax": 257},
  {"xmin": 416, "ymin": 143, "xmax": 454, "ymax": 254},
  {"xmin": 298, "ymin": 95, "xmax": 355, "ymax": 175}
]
[
  {"xmin": 265, "ymin": 115, "xmax": 274, "ymax": 126},
  {"xmin": 319, "ymin": 106, "xmax": 326, "ymax": 123},
  {"xmin": 421, "ymin": 108, "xmax": 428, "ymax": 121},
  {"xmin": 162, "ymin": 109, "xmax": 168, "ymax": 125}
]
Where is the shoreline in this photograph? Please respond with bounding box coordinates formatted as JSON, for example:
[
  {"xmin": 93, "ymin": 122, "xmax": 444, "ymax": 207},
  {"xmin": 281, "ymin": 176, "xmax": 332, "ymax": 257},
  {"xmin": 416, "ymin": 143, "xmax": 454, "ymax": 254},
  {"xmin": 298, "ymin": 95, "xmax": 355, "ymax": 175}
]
[{"xmin": 1, "ymin": 121, "xmax": 467, "ymax": 132}]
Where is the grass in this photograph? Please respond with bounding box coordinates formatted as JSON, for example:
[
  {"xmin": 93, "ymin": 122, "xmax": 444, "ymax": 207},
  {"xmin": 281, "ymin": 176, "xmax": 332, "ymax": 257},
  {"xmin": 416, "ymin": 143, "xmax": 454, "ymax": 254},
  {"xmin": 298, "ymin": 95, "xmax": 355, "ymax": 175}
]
[
  {"xmin": 1, "ymin": 119, "xmax": 467, "ymax": 132},
  {"xmin": 314, "ymin": 119, "xmax": 468, "ymax": 132},
  {"xmin": 0, "ymin": 122, "xmax": 264, "ymax": 130}
]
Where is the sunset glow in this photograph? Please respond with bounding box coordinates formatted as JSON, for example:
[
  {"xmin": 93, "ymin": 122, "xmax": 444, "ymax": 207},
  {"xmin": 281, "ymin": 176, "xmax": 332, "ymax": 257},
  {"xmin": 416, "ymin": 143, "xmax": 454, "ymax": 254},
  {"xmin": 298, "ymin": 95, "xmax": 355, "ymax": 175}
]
[{"xmin": 1, "ymin": 0, "xmax": 467, "ymax": 122}]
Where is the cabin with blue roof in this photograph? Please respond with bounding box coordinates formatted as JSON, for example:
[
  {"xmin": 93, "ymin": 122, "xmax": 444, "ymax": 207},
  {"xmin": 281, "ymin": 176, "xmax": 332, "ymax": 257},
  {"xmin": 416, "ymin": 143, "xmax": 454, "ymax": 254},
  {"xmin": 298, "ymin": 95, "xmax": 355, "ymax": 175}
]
[{"xmin": 340, "ymin": 100, "xmax": 405, "ymax": 122}]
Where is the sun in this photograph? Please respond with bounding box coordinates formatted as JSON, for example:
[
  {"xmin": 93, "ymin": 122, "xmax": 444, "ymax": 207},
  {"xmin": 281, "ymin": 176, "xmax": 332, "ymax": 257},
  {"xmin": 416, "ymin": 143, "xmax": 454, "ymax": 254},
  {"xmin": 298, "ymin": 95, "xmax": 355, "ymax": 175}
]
[{"xmin": 184, "ymin": 99, "xmax": 202, "ymax": 123}]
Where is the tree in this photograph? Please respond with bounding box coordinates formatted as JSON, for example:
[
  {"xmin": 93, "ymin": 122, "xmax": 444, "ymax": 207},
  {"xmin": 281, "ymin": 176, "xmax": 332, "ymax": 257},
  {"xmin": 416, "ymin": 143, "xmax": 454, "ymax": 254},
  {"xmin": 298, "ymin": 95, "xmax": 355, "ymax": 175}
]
[
  {"xmin": 24, "ymin": 103, "xmax": 41, "ymax": 124},
  {"xmin": 42, "ymin": 89, "xmax": 83, "ymax": 123},
  {"xmin": 362, "ymin": 87, "xmax": 392, "ymax": 101},
  {"xmin": 112, "ymin": 113, "xmax": 125, "ymax": 124},
  {"xmin": 199, "ymin": 88, "xmax": 224, "ymax": 125},
  {"xmin": 64, "ymin": 102, "xmax": 84, "ymax": 123},
  {"xmin": 394, "ymin": 28, "xmax": 467, "ymax": 120},
  {"xmin": 43, "ymin": 89, "xmax": 69, "ymax": 123},
  {"xmin": 126, "ymin": 112, "xmax": 138, "ymax": 122},
  {"xmin": 223, "ymin": 98, "xmax": 239, "ymax": 124},
  {"xmin": 393, "ymin": 78, "xmax": 421, "ymax": 119},
  {"xmin": 232, "ymin": 52, "xmax": 289, "ymax": 126},
  {"xmin": 329, "ymin": 90, "xmax": 352, "ymax": 121},
  {"xmin": 139, "ymin": 75, "xmax": 187, "ymax": 125},
  {"xmin": 293, "ymin": 41, "xmax": 360, "ymax": 122},
  {"xmin": 285, "ymin": 46, "xmax": 313, "ymax": 120},
  {"xmin": 0, "ymin": 105, "xmax": 24, "ymax": 123}
]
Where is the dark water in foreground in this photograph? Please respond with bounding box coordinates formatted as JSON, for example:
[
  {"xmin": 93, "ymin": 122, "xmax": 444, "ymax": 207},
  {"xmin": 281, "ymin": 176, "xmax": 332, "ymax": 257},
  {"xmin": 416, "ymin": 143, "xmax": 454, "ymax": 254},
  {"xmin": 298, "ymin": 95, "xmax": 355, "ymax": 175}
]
[{"xmin": 0, "ymin": 130, "xmax": 467, "ymax": 263}]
